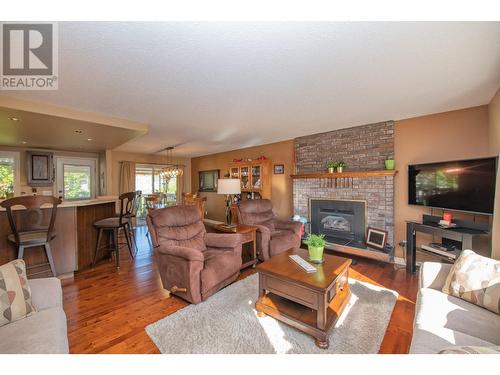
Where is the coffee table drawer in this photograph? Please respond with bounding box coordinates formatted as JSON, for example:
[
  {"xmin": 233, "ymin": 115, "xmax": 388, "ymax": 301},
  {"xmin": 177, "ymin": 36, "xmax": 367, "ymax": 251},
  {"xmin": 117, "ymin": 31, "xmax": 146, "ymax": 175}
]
[{"xmin": 264, "ymin": 275, "xmax": 318, "ymax": 309}]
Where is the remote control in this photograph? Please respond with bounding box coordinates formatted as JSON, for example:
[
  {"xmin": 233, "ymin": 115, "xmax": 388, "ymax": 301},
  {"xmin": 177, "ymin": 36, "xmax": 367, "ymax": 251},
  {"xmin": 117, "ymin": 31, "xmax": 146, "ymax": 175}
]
[{"xmin": 289, "ymin": 255, "xmax": 317, "ymax": 273}]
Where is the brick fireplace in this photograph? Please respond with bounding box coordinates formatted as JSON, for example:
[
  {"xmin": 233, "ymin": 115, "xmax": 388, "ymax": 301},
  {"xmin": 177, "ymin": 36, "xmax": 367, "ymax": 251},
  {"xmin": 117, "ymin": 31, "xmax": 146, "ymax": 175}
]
[{"xmin": 293, "ymin": 121, "xmax": 395, "ymax": 248}]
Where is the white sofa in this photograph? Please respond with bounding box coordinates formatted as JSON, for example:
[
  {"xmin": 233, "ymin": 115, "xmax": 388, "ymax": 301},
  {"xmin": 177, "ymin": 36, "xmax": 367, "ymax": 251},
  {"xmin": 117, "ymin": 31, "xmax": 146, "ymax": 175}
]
[
  {"xmin": 0, "ymin": 277, "xmax": 69, "ymax": 354},
  {"xmin": 409, "ymin": 262, "xmax": 500, "ymax": 353}
]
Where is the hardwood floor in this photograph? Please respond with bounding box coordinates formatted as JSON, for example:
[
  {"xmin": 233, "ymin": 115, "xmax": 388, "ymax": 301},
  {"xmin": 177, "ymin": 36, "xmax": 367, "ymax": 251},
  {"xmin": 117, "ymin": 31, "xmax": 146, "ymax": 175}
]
[{"xmin": 62, "ymin": 226, "xmax": 418, "ymax": 354}]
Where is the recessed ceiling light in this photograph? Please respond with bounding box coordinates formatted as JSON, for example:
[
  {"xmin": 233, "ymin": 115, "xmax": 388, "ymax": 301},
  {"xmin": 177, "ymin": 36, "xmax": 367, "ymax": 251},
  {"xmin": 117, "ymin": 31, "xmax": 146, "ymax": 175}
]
[
  {"xmin": 8, "ymin": 117, "xmax": 20, "ymax": 121},
  {"xmin": 20, "ymin": 141, "xmax": 27, "ymax": 144},
  {"xmin": 87, "ymin": 138, "xmax": 92, "ymax": 141},
  {"xmin": 75, "ymin": 130, "xmax": 83, "ymax": 134}
]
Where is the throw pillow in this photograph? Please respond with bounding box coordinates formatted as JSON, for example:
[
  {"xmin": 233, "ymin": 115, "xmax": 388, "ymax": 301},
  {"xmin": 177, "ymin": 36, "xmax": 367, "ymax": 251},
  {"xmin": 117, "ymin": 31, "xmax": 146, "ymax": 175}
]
[
  {"xmin": 442, "ymin": 249, "xmax": 500, "ymax": 315},
  {"xmin": 0, "ymin": 259, "xmax": 35, "ymax": 327},
  {"xmin": 439, "ymin": 346, "xmax": 500, "ymax": 354}
]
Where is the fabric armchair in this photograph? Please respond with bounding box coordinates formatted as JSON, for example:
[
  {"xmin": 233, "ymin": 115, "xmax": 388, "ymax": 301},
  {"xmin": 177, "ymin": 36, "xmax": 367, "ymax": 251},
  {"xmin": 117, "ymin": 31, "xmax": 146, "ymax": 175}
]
[
  {"xmin": 274, "ymin": 219, "xmax": 302, "ymax": 237},
  {"xmin": 147, "ymin": 205, "xmax": 242, "ymax": 304},
  {"xmin": 157, "ymin": 244, "xmax": 205, "ymax": 262},
  {"xmin": 237, "ymin": 199, "xmax": 301, "ymax": 261},
  {"xmin": 204, "ymin": 232, "xmax": 242, "ymax": 249}
]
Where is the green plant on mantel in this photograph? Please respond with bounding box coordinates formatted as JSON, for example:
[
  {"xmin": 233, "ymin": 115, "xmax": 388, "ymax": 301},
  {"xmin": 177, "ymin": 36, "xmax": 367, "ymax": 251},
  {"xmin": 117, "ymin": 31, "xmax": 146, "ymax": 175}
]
[
  {"xmin": 336, "ymin": 160, "xmax": 346, "ymax": 173},
  {"xmin": 326, "ymin": 160, "xmax": 337, "ymax": 169}
]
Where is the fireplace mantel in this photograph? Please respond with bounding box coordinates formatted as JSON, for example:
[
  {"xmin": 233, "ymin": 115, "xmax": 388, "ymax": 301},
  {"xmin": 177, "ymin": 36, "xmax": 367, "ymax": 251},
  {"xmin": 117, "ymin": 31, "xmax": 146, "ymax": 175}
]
[{"xmin": 290, "ymin": 170, "xmax": 397, "ymax": 179}]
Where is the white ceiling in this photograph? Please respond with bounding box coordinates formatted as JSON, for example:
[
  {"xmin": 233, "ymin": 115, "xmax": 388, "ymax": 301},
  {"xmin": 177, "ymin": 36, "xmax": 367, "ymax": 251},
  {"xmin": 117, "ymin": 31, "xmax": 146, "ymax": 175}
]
[
  {"xmin": 5, "ymin": 22, "xmax": 500, "ymax": 157},
  {"xmin": 0, "ymin": 106, "xmax": 146, "ymax": 152}
]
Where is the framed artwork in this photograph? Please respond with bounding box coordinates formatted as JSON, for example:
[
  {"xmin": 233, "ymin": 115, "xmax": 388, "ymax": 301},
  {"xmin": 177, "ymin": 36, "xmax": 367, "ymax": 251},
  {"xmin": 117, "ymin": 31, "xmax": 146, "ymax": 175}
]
[
  {"xmin": 366, "ymin": 227, "xmax": 388, "ymax": 250},
  {"xmin": 199, "ymin": 170, "xmax": 220, "ymax": 192},
  {"xmin": 273, "ymin": 164, "xmax": 284, "ymax": 175},
  {"xmin": 27, "ymin": 151, "xmax": 54, "ymax": 186}
]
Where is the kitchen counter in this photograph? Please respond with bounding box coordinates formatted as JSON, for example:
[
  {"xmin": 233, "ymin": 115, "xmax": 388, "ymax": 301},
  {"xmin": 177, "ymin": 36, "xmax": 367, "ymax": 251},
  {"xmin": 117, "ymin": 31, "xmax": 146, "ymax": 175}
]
[
  {"xmin": 0, "ymin": 197, "xmax": 118, "ymax": 279},
  {"xmin": 0, "ymin": 196, "xmax": 118, "ymax": 211}
]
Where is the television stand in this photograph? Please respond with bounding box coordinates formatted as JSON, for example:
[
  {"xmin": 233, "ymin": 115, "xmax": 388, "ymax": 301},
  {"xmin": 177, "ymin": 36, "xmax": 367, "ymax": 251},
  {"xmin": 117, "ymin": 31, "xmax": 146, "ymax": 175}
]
[{"xmin": 406, "ymin": 214, "xmax": 490, "ymax": 273}]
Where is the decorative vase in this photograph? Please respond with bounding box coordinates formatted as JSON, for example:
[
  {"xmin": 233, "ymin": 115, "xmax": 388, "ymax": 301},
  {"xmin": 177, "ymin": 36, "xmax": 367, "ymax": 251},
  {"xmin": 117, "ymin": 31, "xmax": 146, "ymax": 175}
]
[
  {"xmin": 385, "ymin": 159, "xmax": 395, "ymax": 170},
  {"xmin": 336, "ymin": 166, "xmax": 344, "ymax": 173},
  {"xmin": 308, "ymin": 245, "xmax": 324, "ymax": 263},
  {"xmin": 328, "ymin": 167, "xmax": 335, "ymax": 173}
]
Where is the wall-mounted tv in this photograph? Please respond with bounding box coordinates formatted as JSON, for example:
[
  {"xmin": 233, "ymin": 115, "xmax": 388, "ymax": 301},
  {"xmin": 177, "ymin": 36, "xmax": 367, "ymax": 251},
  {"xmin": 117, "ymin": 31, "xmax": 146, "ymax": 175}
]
[{"xmin": 408, "ymin": 157, "xmax": 498, "ymax": 215}]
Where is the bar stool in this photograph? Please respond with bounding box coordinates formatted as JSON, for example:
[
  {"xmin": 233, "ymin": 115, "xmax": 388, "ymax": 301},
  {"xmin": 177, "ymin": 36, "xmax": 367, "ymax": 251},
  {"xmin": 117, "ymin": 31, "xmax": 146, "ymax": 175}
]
[
  {"xmin": 123, "ymin": 190, "xmax": 141, "ymax": 251},
  {"xmin": 92, "ymin": 192, "xmax": 136, "ymax": 269},
  {"xmin": 1, "ymin": 196, "xmax": 61, "ymax": 277}
]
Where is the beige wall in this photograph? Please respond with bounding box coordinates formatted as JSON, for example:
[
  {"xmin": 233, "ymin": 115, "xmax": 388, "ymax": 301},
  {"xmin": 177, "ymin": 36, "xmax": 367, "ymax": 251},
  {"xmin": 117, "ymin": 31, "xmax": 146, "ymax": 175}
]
[
  {"xmin": 394, "ymin": 105, "xmax": 491, "ymax": 258},
  {"xmin": 191, "ymin": 140, "xmax": 294, "ymax": 222},
  {"xmin": 489, "ymin": 88, "xmax": 500, "ymax": 259},
  {"xmin": 109, "ymin": 150, "xmax": 191, "ymax": 196}
]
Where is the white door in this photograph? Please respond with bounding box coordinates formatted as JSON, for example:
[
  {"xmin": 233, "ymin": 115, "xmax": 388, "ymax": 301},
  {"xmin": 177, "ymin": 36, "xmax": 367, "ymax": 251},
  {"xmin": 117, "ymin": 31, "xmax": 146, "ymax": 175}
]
[{"xmin": 55, "ymin": 157, "xmax": 97, "ymax": 200}]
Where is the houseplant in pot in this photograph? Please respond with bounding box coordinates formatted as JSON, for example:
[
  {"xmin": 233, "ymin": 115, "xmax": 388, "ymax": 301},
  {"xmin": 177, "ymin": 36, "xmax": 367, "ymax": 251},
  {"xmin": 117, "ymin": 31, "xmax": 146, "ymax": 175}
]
[
  {"xmin": 303, "ymin": 233, "xmax": 326, "ymax": 263},
  {"xmin": 384, "ymin": 159, "xmax": 395, "ymax": 170},
  {"xmin": 326, "ymin": 161, "xmax": 337, "ymax": 173},
  {"xmin": 336, "ymin": 161, "xmax": 346, "ymax": 173}
]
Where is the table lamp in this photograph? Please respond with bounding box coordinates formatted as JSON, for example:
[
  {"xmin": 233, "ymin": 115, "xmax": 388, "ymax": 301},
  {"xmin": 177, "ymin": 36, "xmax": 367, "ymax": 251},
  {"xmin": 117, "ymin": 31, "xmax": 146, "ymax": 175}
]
[{"xmin": 217, "ymin": 178, "xmax": 241, "ymax": 227}]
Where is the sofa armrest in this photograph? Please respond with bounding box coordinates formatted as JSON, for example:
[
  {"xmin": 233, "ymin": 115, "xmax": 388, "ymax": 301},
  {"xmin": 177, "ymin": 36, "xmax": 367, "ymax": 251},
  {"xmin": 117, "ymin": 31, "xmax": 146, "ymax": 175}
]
[
  {"xmin": 157, "ymin": 244, "xmax": 204, "ymax": 262},
  {"xmin": 28, "ymin": 277, "xmax": 63, "ymax": 311},
  {"xmin": 419, "ymin": 262, "xmax": 453, "ymax": 290},
  {"xmin": 205, "ymin": 233, "xmax": 242, "ymax": 249},
  {"xmin": 274, "ymin": 219, "xmax": 302, "ymax": 236}
]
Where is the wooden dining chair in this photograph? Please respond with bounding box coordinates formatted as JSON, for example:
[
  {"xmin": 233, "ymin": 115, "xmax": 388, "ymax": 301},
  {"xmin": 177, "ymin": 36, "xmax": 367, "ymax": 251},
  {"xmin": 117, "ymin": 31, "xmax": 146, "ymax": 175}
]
[
  {"xmin": 144, "ymin": 195, "xmax": 160, "ymax": 210},
  {"xmin": 182, "ymin": 194, "xmax": 207, "ymax": 219},
  {"xmin": 1, "ymin": 196, "xmax": 62, "ymax": 277}
]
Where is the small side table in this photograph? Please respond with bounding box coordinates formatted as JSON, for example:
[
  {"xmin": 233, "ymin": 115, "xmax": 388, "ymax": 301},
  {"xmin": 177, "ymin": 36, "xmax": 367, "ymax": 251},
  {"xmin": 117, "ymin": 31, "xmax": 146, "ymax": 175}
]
[{"xmin": 213, "ymin": 224, "xmax": 258, "ymax": 269}]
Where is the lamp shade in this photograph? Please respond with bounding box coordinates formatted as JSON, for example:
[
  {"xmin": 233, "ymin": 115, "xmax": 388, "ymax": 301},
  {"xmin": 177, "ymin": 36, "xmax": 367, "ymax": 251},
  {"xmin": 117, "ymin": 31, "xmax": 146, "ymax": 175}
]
[{"xmin": 217, "ymin": 178, "xmax": 241, "ymax": 195}]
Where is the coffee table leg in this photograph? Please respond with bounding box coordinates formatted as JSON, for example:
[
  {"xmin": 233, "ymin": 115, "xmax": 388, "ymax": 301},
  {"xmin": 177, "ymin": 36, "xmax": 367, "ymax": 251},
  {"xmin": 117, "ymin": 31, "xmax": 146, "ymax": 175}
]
[
  {"xmin": 252, "ymin": 231, "xmax": 257, "ymax": 267},
  {"xmin": 257, "ymin": 273, "xmax": 266, "ymax": 317},
  {"xmin": 315, "ymin": 337, "xmax": 329, "ymax": 349},
  {"xmin": 317, "ymin": 295, "xmax": 327, "ymax": 330}
]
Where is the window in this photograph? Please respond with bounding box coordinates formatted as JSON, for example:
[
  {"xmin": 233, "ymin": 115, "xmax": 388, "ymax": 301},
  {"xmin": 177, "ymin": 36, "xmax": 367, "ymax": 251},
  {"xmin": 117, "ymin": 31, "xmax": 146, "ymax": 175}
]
[
  {"xmin": 56, "ymin": 157, "xmax": 97, "ymax": 200},
  {"xmin": 135, "ymin": 164, "xmax": 178, "ymax": 217},
  {"xmin": 0, "ymin": 151, "xmax": 20, "ymax": 199}
]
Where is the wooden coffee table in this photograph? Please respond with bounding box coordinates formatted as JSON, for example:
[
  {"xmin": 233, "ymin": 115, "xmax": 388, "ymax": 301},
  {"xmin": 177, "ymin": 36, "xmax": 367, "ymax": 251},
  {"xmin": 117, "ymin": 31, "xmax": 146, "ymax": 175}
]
[
  {"xmin": 213, "ymin": 223, "xmax": 258, "ymax": 269},
  {"xmin": 255, "ymin": 248, "xmax": 352, "ymax": 349}
]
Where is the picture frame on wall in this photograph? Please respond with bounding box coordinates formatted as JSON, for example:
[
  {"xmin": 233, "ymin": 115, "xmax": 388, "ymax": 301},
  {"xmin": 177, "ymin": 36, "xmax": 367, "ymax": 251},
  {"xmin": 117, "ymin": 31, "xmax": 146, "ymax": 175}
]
[
  {"xmin": 199, "ymin": 169, "xmax": 220, "ymax": 192},
  {"xmin": 366, "ymin": 227, "xmax": 388, "ymax": 250},
  {"xmin": 273, "ymin": 164, "xmax": 284, "ymax": 175}
]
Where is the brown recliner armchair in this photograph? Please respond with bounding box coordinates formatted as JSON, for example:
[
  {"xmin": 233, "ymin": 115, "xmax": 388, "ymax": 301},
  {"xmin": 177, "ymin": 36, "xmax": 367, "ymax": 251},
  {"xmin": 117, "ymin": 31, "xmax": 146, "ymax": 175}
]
[
  {"xmin": 237, "ymin": 199, "xmax": 302, "ymax": 261},
  {"xmin": 147, "ymin": 205, "xmax": 242, "ymax": 304}
]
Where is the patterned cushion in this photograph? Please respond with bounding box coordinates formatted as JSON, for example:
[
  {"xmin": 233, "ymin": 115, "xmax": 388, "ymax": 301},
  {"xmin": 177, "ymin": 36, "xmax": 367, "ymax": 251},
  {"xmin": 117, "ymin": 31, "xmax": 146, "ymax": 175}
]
[
  {"xmin": 0, "ymin": 259, "xmax": 35, "ymax": 327},
  {"xmin": 439, "ymin": 346, "xmax": 500, "ymax": 354},
  {"xmin": 442, "ymin": 250, "xmax": 500, "ymax": 315}
]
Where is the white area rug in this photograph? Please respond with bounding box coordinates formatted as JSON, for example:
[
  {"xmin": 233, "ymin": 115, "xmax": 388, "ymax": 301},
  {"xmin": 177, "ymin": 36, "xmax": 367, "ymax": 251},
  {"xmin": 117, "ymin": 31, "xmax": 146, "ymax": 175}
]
[{"xmin": 146, "ymin": 274, "xmax": 398, "ymax": 354}]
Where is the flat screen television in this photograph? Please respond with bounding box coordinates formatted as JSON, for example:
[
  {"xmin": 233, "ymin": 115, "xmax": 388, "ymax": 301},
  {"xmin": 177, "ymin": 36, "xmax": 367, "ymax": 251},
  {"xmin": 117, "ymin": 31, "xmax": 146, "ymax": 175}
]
[{"xmin": 408, "ymin": 157, "xmax": 498, "ymax": 215}]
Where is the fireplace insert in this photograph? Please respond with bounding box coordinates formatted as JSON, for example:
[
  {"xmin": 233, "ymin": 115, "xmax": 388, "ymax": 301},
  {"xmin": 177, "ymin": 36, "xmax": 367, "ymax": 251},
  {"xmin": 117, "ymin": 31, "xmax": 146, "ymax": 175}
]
[{"xmin": 310, "ymin": 199, "xmax": 366, "ymax": 247}]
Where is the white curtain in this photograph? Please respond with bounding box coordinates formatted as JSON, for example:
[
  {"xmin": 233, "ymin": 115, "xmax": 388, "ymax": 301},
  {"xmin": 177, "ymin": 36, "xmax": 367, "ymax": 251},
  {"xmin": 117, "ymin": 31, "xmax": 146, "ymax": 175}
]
[
  {"xmin": 176, "ymin": 166, "xmax": 185, "ymax": 203},
  {"xmin": 119, "ymin": 161, "xmax": 136, "ymax": 194}
]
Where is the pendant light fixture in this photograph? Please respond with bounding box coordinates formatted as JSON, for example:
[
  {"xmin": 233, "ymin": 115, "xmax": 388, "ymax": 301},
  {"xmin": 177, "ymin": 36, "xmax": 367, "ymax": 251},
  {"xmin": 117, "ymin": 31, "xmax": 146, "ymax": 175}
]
[{"xmin": 159, "ymin": 146, "xmax": 183, "ymax": 184}]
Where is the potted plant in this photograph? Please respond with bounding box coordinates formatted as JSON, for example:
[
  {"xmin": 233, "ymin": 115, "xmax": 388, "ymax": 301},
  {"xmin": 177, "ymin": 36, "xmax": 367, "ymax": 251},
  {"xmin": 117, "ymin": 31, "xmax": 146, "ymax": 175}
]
[
  {"xmin": 336, "ymin": 161, "xmax": 346, "ymax": 173},
  {"xmin": 303, "ymin": 233, "xmax": 326, "ymax": 263},
  {"xmin": 326, "ymin": 161, "xmax": 337, "ymax": 173},
  {"xmin": 384, "ymin": 159, "xmax": 395, "ymax": 170}
]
